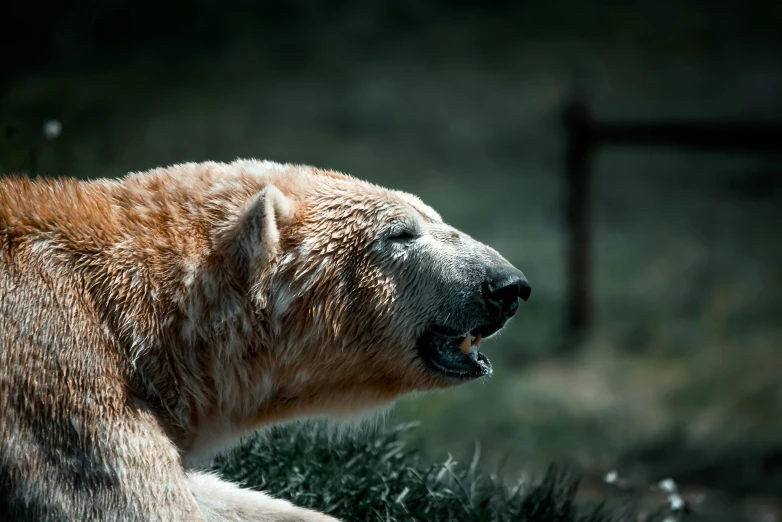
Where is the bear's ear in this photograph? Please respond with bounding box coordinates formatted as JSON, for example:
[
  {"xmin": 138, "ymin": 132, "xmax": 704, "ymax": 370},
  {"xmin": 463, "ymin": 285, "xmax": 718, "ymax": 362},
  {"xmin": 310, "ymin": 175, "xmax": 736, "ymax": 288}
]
[{"xmin": 223, "ymin": 185, "xmax": 294, "ymax": 274}]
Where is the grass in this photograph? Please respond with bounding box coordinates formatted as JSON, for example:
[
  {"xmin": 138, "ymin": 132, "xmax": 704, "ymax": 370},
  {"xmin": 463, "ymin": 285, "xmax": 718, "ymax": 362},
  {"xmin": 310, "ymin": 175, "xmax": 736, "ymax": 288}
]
[{"xmin": 212, "ymin": 422, "xmax": 652, "ymax": 522}]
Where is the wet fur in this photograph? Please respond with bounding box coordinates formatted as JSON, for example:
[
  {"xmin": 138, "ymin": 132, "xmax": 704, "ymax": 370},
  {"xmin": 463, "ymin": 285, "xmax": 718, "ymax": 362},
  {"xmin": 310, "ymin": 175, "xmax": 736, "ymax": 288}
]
[{"xmin": 0, "ymin": 159, "xmax": 516, "ymax": 521}]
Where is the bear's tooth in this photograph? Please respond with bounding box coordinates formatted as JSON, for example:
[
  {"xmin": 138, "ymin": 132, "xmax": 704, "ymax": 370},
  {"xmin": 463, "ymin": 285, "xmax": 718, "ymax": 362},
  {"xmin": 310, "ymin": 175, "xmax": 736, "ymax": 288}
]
[
  {"xmin": 460, "ymin": 334, "xmax": 471, "ymax": 354},
  {"xmin": 473, "ymin": 334, "xmax": 482, "ymax": 350}
]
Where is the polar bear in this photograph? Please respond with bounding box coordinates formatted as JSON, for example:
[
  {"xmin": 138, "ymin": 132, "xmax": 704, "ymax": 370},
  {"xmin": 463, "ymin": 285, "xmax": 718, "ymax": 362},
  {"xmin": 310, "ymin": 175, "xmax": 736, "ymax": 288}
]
[{"xmin": 0, "ymin": 159, "xmax": 530, "ymax": 521}]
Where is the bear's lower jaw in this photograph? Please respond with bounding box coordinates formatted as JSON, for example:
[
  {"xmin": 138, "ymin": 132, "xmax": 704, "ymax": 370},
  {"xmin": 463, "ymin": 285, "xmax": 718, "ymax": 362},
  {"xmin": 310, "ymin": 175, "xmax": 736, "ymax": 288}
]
[{"xmin": 415, "ymin": 330, "xmax": 493, "ymax": 382}]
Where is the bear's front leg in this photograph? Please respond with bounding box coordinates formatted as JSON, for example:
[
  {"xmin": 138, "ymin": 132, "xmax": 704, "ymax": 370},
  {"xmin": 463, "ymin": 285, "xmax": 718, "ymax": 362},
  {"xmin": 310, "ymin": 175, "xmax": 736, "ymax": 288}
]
[{"xmin": 188, "ymin": 472, "xmax": 341, "ymax": 522}]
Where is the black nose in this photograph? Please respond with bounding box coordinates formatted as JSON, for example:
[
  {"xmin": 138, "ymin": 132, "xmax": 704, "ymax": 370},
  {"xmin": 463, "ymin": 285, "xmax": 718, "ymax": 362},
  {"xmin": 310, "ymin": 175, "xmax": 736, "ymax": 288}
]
[{"xmin": 485, "ymin": 266, "xmax": 531, "ymax": 313}]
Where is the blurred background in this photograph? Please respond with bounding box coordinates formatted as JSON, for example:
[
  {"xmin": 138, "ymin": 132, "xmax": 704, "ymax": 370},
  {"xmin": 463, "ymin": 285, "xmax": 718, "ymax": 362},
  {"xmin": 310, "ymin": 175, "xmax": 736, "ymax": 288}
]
[{"xmin": 3, "ymin": 1, "xmax": 781, "ymax": 519}]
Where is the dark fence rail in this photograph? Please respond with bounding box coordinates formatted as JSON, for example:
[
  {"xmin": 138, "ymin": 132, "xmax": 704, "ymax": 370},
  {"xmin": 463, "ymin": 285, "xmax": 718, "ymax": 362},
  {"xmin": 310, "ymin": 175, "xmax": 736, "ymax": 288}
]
[{"xmin": 563, "ymin": 99, "xmax": 782, "ymax": 340}]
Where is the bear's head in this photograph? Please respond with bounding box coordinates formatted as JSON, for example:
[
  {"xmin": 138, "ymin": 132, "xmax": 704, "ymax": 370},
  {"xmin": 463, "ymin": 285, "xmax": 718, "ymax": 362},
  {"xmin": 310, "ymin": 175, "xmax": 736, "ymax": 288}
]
[{"xmin": 218, "ymin": 162, "xmax": 529, "ymax": 418}]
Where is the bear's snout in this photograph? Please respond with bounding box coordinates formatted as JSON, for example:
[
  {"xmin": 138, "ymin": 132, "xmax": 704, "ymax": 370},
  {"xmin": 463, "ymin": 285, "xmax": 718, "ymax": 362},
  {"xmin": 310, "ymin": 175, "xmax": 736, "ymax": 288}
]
[{"xmin": 413, "ymin": 251, "xmax": 530, "ymax": 384}]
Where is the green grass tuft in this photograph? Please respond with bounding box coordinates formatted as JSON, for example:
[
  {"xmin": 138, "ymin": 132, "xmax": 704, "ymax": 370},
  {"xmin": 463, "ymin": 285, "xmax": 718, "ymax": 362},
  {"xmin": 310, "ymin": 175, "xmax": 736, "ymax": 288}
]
[{"xmin": 213, "ymin": 422, "xmax": 646, "ymax": 521}]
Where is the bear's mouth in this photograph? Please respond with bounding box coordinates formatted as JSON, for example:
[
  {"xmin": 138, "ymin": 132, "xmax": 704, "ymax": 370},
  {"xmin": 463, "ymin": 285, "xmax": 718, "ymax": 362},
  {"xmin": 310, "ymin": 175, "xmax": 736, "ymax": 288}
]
[{"xmin": 416, "ymin": 320, "xmax": 507, "ymax": 381}]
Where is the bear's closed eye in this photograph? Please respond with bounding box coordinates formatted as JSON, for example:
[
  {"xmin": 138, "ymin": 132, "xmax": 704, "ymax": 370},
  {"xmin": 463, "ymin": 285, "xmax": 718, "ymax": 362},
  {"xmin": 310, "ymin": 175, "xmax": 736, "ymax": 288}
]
[{"xmin": 388, "ymin": 230, "xmax": 417, "ymax": 241}]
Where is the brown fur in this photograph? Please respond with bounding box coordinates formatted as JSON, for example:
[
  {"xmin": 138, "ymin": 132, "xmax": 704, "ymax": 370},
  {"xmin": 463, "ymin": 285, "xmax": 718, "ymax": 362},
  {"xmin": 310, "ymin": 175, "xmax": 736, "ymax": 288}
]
[{"xmin": 0, "ymin": 159, "xmax": 524, "ymax": 521}]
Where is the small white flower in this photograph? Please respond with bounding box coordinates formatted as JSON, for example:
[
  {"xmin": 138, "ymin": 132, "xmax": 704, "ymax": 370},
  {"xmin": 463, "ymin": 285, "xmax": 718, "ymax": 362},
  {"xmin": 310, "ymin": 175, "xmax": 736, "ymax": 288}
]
[
  {"xmin": 658, "ymin": 478, "xmax": 677, "ymax": 493},
  {"xmin": 43, "ymin": 120, "xmax": 62, "ymax": 140},
  {"xmin": 668, "ymin": 493, "xmax": 685, "ymax": 511},
  {"xmin": 603, "ymin": 470, "xmax": 618, "ymax": 484}
]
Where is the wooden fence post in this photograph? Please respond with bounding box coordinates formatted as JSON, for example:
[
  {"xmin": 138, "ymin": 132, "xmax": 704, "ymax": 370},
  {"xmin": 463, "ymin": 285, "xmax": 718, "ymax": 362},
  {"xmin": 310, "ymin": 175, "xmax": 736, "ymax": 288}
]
[
  {"xmin": 560, "ymin": 100, "xmax": 782, "ymax": 347},
  {"xmin": 563, "ymin": 99, "xmax": 592, "ymax": 341}
]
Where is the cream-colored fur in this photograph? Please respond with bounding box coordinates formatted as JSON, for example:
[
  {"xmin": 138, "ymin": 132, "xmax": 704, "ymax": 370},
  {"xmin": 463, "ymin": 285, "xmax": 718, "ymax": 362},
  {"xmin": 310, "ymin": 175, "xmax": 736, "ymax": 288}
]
[{"xmin": 189, "ymin": 473, "xmax": 337, "ymax": 522}]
